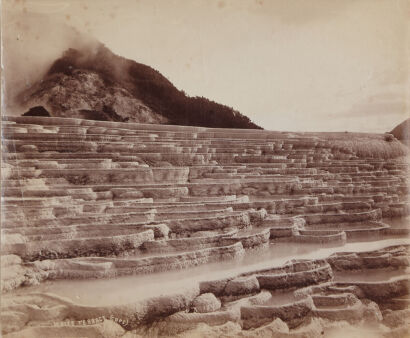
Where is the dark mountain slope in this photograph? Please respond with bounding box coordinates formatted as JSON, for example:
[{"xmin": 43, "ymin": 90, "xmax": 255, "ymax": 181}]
[
  {"xmin": 20, "ymin": 44, "xmax": 261, "ymax": 129},
  {"xmin": 391, "ymin": 118, "xmax": 410, "ymax": 146}
]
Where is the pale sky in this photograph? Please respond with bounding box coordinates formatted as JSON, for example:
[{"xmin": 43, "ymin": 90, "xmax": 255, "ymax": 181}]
[{"xmin": 2, "ymin": 0, "xmax": 409, "ymax": 132}]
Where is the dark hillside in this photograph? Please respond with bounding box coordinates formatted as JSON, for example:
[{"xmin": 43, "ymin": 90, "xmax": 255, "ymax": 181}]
[
  {"xmin": 38, "ymin": 45, "xmax": 261, "ymax": 129},
  {"xmin": 391, "ymin": 118, "xmax": 410, "ymax": 146}
]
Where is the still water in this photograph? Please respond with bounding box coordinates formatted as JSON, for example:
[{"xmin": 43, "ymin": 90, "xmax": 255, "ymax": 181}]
[{"xmin": 11, "ymin": 237, "xmax": 409, "ymax": 306}]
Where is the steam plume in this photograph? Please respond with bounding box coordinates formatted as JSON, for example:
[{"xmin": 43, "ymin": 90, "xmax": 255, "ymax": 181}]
[{"xmin": 1, "ymin": 6, "xmax": 99, "ymax": 114}]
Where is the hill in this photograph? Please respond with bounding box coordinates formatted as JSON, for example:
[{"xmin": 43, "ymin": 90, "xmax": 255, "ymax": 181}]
[
  {"xmin": 391, "ymin": 118, "xmax": 410, "ymax": 146},
  {"xmin": 19, "ymin": 45, "xmax": 261, "ymax": 129}
]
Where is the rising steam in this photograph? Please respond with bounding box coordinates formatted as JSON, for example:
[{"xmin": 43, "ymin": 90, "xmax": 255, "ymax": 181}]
[{"xmin": 1, "ymin": 5, "xmax": 99, "ymax": 114}]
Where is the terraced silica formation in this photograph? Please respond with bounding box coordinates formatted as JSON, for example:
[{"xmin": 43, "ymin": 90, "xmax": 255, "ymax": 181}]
[{"xmin": 1, "ymin": 115, "xmax": 409, "ymax": 337}]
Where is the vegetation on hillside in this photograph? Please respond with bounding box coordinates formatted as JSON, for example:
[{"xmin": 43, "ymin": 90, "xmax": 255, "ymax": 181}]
[
  {"xmin": 41, "ymin": 46, "xmax": 261, "ymax": 129},
  {"xmin": 326, "ymin": 135, "xmax": 409, "ymax": 159}
]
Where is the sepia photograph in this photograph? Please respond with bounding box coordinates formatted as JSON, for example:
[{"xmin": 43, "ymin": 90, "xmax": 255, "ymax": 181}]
[{"xmin": 1, "ymin": 0, "xmax": 409, "ymax": 337}]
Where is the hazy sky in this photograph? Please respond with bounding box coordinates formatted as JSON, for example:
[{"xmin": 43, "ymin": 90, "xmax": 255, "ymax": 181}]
[{"xmin": 2, "ymin": 0, "xmax": 409, "ymax": 132}]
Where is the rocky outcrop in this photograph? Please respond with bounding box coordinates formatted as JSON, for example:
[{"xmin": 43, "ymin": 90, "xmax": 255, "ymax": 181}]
[
  {"xmin": 19, "ymin": 45, "xmax": 261, "ymax": 129},
  {"xmin": 191, "ymin": 293, "xmax": 221, "ymax": 313}
]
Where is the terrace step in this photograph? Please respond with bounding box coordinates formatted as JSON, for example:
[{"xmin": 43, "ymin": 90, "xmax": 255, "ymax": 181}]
[{"xmin": 2, "ymin": 115, "xmax": 409, "ymax": 337}]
